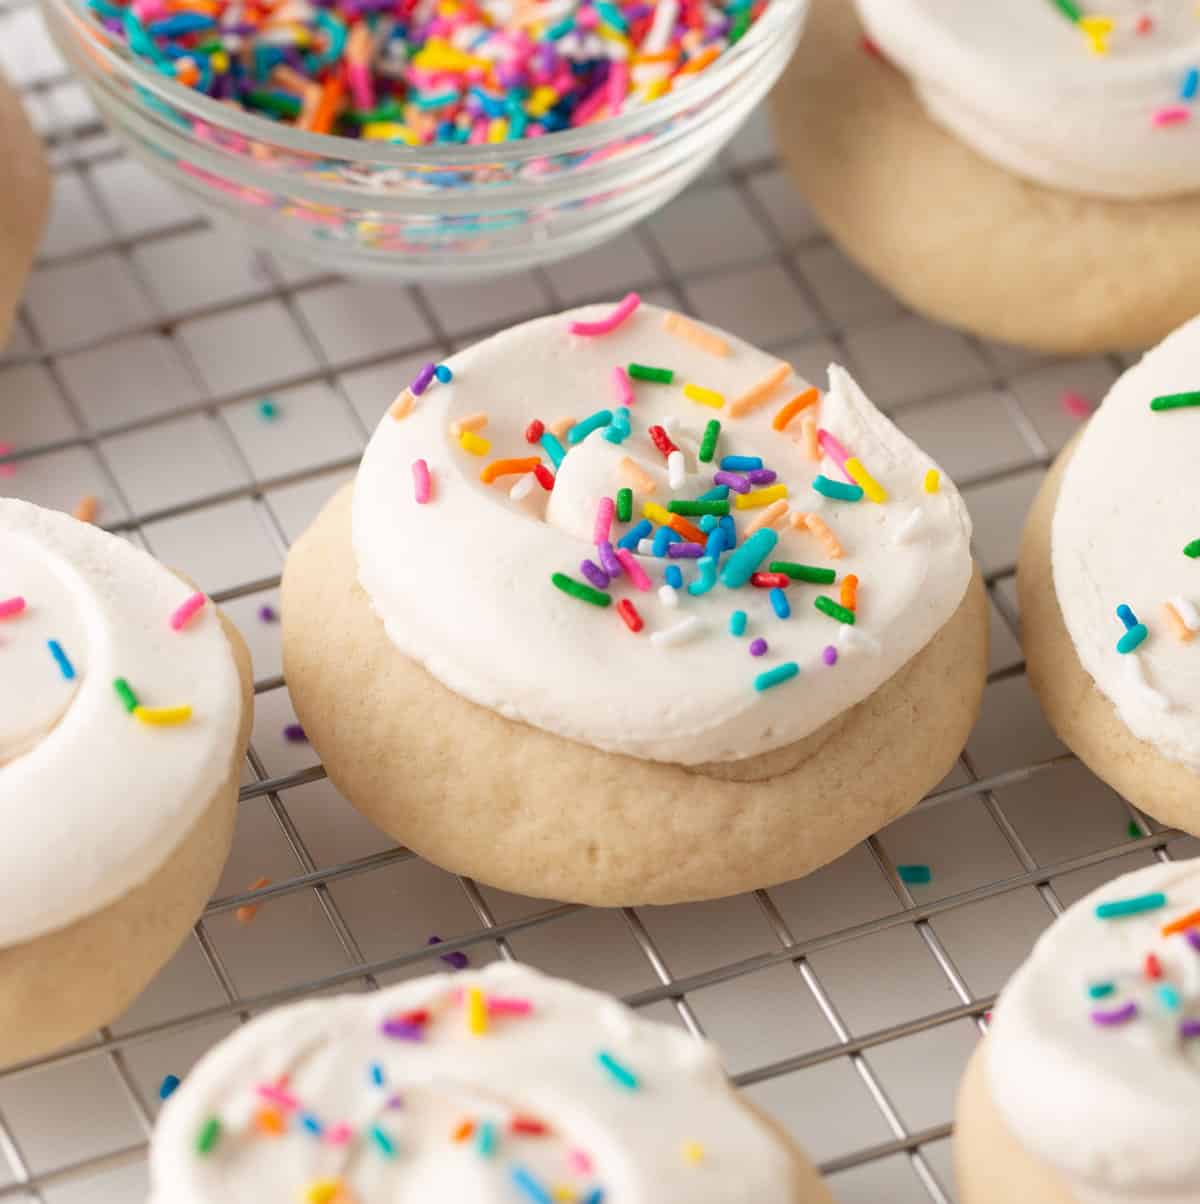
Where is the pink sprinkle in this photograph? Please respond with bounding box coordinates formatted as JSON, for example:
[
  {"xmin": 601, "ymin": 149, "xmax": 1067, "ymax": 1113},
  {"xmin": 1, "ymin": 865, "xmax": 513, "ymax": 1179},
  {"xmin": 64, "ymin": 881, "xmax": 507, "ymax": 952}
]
[
  {"xmin": 817, "ymin": 429, "xmax": 854, "ymax": 481},
  {"xmin": 1153, "ymin": 106, "xmax": 1190, "ymax": 128},
  {"xmin": 612, "ymin": 365, "xmax": 635, "ymax": 407},
  {"xmin": 347, "ymin": 61, "xmax": 374, "ymax": 113},
  {"xmin": 488, "ymin": 996, "xmax": 533, "ymax": 1016},
  {"xmin": 614, "ymin": 548, "xmax": 652, "ymax": 592},
  {"xmin": 0, "ymin": 442, "xmax": 15, "ymax": 478},
  {"xmin": 1061, "ymin": 391, "xmax": 1094, "ymax": 419},
  {"xmin": 569, "ymin": 1149, "xmax": 594, "ymax": 1175},
  {"xmin": 593, "ymin": 496, "xmax": 615, "ymax": 545},
  {"xmin": 324, "ymin": 1123, "xmax": 354, "ymax": 1146},
  {"xmin": 822, "ymin": 645, "xmax": 838, "ymax": 666},
  {"xmin": 0, "ymin": 596, "xmax": 26, "ymax": 619},
  {"xmin": 413, "ymin": 458, "xmax": 433, "ymax": 504},
  {"xmin": 256, "ymin": 1084, "xmax": 299, "ymax": 1111},
  {"xmin": 169, "ymin": 591, "xmax": 207, "ymax": 631},
  {"xmin": 568, "ymin": 292, "xmax": 641, "ymax": 337},
  {"xmin": 606, "ymin": 61, "xmax": 629, "ymax": 114}
]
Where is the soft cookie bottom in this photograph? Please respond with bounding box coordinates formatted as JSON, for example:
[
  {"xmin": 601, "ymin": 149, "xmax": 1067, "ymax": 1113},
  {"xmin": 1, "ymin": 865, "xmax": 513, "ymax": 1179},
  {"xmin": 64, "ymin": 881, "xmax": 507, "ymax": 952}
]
[
  {"xmin": 1019, "ymin": 436, "xmax": 1200, "ymax": 828},
  {"xmin": 282, "ymin": 484, "xmax": 988, "ymax": 906},
  {"xmin": 767, "ymin": 0, "xmax": 1200, "ymax": 356},
  {"xmin": 0, "ymin": 610, "xmax": 253, "ymax": 1070},
  {"xmin": 955, "ymin": 1043, "xmax": 1078, "ymax": 1204}
]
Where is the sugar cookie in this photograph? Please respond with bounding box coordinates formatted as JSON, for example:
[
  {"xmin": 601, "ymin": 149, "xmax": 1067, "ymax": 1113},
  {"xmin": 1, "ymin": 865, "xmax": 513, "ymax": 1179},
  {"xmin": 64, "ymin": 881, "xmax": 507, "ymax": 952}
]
[
  {"xmin": 0, "ymin": 71, "xmax": 48, "ymax": 348},
  {"xmin": 0, "ymin": 498, "xmax": 253, "ymax": 1067},
  {"xmin": 1019, "ymin": 315, "xmax": 1200, "ymax": 830},
  {"xmin": 283, "ymin": 300, "xmax": 987, "ymax": 904},
  {"xmin": 149, "ymin": 962, "xmax": 832, "ymax": 1203}
]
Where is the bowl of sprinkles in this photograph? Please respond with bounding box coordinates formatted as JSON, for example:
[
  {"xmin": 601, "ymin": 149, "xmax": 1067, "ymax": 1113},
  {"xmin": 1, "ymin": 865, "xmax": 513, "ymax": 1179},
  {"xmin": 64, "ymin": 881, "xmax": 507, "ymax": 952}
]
[{"xmin": 40, "ymin": 0, "xmax": 806, "ymax": 275}]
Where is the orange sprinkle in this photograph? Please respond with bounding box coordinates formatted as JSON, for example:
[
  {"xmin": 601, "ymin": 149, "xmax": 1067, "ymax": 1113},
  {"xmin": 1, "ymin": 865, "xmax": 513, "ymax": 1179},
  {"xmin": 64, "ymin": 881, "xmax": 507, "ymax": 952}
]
[
  {"xmin": 255, "ymin": 1107, "xmax": 286, "ymax": 1136},
  {"xmin": 677, "ymin": 45, "xmax": 719, "ymax": 75},
  {"xmin": 801, "ymin": 414, "xmax": 819, "ymax": 461},
  {"xmin": 450, "ymin": 411, "xmax": 489, "ymax": 437},
  {"xmin": 548, "ymin": 416, "xmax": 574, "ymax": 439},
  {"xmin": 743, "ymin": 499, "xmax": 788, "ymax": 535},
  {"xmin": 728, "ymin": 362, "xmax": 792, "ymax": 418},
  {"xmin": 270, "ymin": 65, "xmax": 314, "ymax": 94},
  {"xmin": 799, "ymin": 512, "xmax": 844, "ymax": 560},
  {"xmin": 1162, "ymin": 907, "xmax": 1200, "ymax": 937},
  {"xmin": 452, "ymin": 1119, "xmax": 476, "ymax": 1142},
  {"xmin": 633, "ymin": 48, "xmax": 680, "ymax": 64},
  {"xmin": 174, "ymin": 57, "xmax": 200, "ymax": 87},
  {"xmin": 667, "ymin": 514, "xmax": 706, "ymax": 544},
  {"xmin": 1163, "ymin": 601, "xmax": 1195, "ymax": 643},
  {"xmin": 73, "ymin": 494, "xmax": 98, "ymax": 524},
  {"xmin": 236, "ymin": 876, "xmax": 272, "ymax": 925},
  {"xmin": 662, "ymin": 311, "xmax": 730, "ymax": 357},
  {"xmin": 389, "ymin": 390, "xmax": 414, "ymax": 421},
  {"xmin": 480, "ymin": 456, "xmax": 541, "ymax": 484},
  {"xmin": 305, "ymin": 74, "xmax": 344, "ymax": 134},
  {"xmin": 772, "ymin": 387, "xmax": 820, "ymax": 432},
  {"xmin": 619, "ymin": 457, "xmax": 657, "ymax": 495},
  {"xmin": 839, "ymin": 574, "xmax": 859, "ymax": 612}
]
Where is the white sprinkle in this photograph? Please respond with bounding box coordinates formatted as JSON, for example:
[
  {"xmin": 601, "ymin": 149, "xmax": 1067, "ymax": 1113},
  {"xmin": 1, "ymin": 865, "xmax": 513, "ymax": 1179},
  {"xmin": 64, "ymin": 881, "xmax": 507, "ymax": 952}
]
[
  {"xmin": 643, "ymin": 0, "xmax": 679, "ymax": 54},
  {"xmin": 837, "ymin": 625, "xmax": 881, "ymax": 656},
  {"xmin": 667, "ymin": 450, "xmax": 686, "ymax": 491},
  {"xmin": 658, "ymin": 584, "xmax": 679, "ymax": 609},
  {"xmin": 1170, "ymin": 596, "xmax": 1200, "ymax": 632},
  {"xmin": 509, "ymin": 473, "xmax": 535, "ymax": 502},
  {"xmin": 651, "ymin": 615, "xmax": 706, "ymax": 647},
  {"xmin": 1124, "ymin": 655, "xmax": 1170, "ymax": 712},
  {"xmin": 894, "ymin": 508, "xmax": 928, "ymax": 545},
  {"xmin": 638, "ymin": 538, "xmax": 656, "ymax": 556}
]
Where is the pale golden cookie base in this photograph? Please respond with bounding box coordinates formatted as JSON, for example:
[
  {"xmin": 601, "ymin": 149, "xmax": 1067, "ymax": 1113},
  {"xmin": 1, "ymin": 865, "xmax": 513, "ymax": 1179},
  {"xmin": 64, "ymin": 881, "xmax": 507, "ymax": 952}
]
[
  {"xmin": 955, "ymin": 1043, "xmax": 1079, "ymax": 1204},
  {"xmin": 0, "ymin": 70, "xmax": 48, "ymax": 350},
  {"xmin": 0, "ymin": 608, "xmax": 254, "ymax": 1070},
  {"xmin": 750, "ymin": 1097, "xmax": 836, "ymax": 1202},
  {"xmin": 1018, "ymin": 436, "xmax": 1200, "ymax": 828},
  {"xmin": 767, "ymin": 0, "xmax": 1200, "ymax": 356},
  {"xmin": 281, "ymin": 484, "xmax": 988, "ymax": 906}
]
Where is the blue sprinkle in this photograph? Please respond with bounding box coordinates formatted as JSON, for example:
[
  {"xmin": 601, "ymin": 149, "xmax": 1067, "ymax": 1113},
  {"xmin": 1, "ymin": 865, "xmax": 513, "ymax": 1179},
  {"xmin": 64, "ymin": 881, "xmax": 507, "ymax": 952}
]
[
  {"xmin": 434, "ymin": 364, "xmax": 453, "ymax": 383},
  {"xmin": 720, "ymin": 455, "xmax": 763, "ymax": 472},
  {"xmin": 47, "ymin": 640, "xmax": 75, "ymax": 680},
  {"xmin": 158, "ymin": 1074, "xmax": 181, "ymax": 1100},
  {"xmin": 652, "ymin": 526, "xmax": 680, "ymax": 557},
  {"xmin": 1115, "ymin": 605, "xmax": 1148, "ymax": 654},
  {"xmin": 369, "ymin": 1061, "xmax": 385, "ymax": 1087},
  {"xmin": 582, "ymin": 1192, "xmax": 605, "ymax": 1204},
  {"xmin": 770, "ymin": 587, "xmax": 790, "ymax": 619},
  {"xmin": 719, "ymin": 513, "xmax": 737, "ymax": 547},
  {"xmin": 897, "ymin": 864, "xmax": 932, "ymax": 885},
  {"xmin": 1116, "ymin": 603, "xmax": 1139, "ymax": 630},
  {"xmin": 705, "ymin": 527, "xmax": 726, "ymax": 562},
  {"xmin": 300, "ymin": 1113, "xmax": 323, "ymax": 1136},
  {"xmin": 148, "ymin": 11, "xmax": 214, "ymax": 34},
  {"xmin": 1183, "ymin": 65, "xmax": 1199, "ymax": 101},
  {"xmin": 665, "ymin": 565, "xmax": 683, "ymax": 589},
  {"xmin": 511, "ymin": 1165, "xmax": 553, "ymax": 1203},
  {"xmin": 618, "ymin": 519, "xmax": 651, "ymax": 551},
  {"xmin": 729, "ymin": 610, "xmax": 747, "ymax": 636}
]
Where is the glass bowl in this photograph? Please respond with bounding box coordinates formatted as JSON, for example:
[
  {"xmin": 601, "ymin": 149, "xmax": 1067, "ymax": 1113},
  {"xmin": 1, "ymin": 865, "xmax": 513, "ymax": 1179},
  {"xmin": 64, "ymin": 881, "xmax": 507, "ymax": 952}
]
[{"xmin": 39, "ymin": 0, "xmax": 808, "ymax": 279}]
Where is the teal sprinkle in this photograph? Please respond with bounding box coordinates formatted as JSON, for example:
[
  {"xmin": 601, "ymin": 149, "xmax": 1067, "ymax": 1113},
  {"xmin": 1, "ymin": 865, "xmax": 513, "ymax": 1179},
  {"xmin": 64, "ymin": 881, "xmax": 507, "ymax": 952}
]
[
  {"xmin": 687, "ymin": 557, "xmax": 718, "ymax": 597},
  {"xmin": 698, "ymin": 485, "xmax": 730, "ymax": 502},
  {"xmin": 370, "ymin": 1124, "xmax": 397, "ymax": 1158},
  {"xmin": 595, "ymin": 0, "xmax": 628, "ymax": 29},
  {"xmin": 1157, "ymin": 984, "xmax": 1181, "ymax": 1012},
  {"xmin": 539, "ymin": 431, "xmax": 566, "ymax": 468},
  {"xmin": 546, "ymin": 14, "xmax": 574, "ymax": 37},
  {"xmin": 729, "ymin": 610, "xmax": 747, "ymax": 636},
  {"xmin": 567, "ymin": 409, "xmax": 613, "ymax": 445},
  {"xmin": 1095, "ymin": 892, "xmax": 1167, "ymax": 919},
  {"xmin": 754, "ymin": 662, "xmax": 799, "ymax": 692},
  {"xmin": 476, "ymin": 1120, "xmax": 497, "ymax": 1158},
  {"xmin": 897, "ymin": 864, "xmax": 932, "ymax": 885},
  {"xmin": 257, "ymin": 398, "xmax": 279, "ymax": 420},
  {"xmin": 1087, "ymin": 982, "xmax": 1115, "ymax": 999},
  {"xmin": 414, "ymin": 89, "xmax": 460, "ymax": 109},
  {"xmin": 435, "ymin": 365, "xmax": 453, "ymax": 383},
  {"xmin": 812, "ymin": 475, "xmax": 864, "ymax": 502},
  {"xmin": 719, "ymin": 528, "xmax": 778, "ymax": 588},
  {"xmin": 699, "ymin": 514, "xmax": 718, "ymax": 532},
  {"xmin": 596, "ymin": 1050, "xmax": 640, "ymax": 1090},
  {"xmin": 1116, "ymin": 625, "xmax": 1148, "ymax": 654}
]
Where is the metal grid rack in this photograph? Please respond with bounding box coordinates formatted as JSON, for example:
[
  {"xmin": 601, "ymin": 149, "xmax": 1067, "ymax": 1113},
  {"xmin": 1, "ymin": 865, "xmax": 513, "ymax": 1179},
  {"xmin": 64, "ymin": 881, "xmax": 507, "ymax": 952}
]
[{"xmin": 1, "ymin": 4, "xmax": 1195, "ymax": 1199}]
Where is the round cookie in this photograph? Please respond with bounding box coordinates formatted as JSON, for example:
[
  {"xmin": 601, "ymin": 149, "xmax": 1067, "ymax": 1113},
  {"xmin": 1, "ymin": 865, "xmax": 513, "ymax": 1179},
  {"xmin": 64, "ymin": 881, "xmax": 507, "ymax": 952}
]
[
  {"xmin": 283, "ymin": 299, "xmax": 988, "ymax": 905},
  {"xmin": 1019, "ymin": 317, "xmax": 1200, "ymax": 831},
  {"xmin": 149, "ymin": 961, "xmax": 833, "ymax": 1203},
  {"xmin": 0, "ymin": 498, "xmax": 253, "ymax": 1068},
  {"xmin": 955, "ymin": 859, "xmax": 1200, "ymax": 1203},
  {"xmin": 0, "ymin": 70, "xmax": 48, "ymax": 349},
  {"xmin": 768, "ymin": 0, "xmax": 1200, "ymax": 355}
]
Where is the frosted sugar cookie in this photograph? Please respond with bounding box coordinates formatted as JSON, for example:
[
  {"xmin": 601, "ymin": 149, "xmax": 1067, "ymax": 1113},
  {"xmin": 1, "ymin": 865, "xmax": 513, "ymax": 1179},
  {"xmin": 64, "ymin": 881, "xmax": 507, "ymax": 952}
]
[
  {"xmin": 149, "ymin": 962, "xmax": 832, "ymax": 1203},
  {"xmin": 0, "ymin": 498, "xmax": 253, "ymax": 1067},
  {"xmin": 283, "ymin": 297, "xmax": 987, "ymax": 905},
  {"xmin": 769, "ymin": 0, "xmax": 1200, "ymax": 354},
  {"xmin": 1019, "ymin": 314, "xmax": 1200, "ymax": 830},
  {"xmin": 957, "ymin": 859, "xmax": 1200, "ymax": 1204}
]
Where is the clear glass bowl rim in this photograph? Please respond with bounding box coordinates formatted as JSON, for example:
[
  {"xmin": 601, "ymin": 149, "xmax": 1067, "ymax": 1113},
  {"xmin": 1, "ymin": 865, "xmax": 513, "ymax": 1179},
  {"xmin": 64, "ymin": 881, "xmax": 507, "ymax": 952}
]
[{"xmin": 48, "ymin": 0, "xmax": 807, "ymax": 167}]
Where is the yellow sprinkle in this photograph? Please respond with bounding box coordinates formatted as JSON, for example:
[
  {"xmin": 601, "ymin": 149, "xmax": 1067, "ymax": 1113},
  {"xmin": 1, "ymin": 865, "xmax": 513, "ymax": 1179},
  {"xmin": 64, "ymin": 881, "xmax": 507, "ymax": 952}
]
[
  {"xmin": 643, "ymin": 500, "xmax": 673, "ymax": 525},
  {"xmin": 209, "ymin": 50, "xmax": 230, "ymax": 73},
  {"xmin": 743, "ymin": 498, "xmax": 788, "ymax": 535},
  {"xmin": 682, "ymin": 382, "xmax": 724, "ymax": 409},
  {"xmin": 844, "ymin": 457, "xmax": 887, "ymax": 503},
  {"xmin": 450, "ymin": 411, "xmax": 489, "ymax": 437},
  {"xmin": 389, "ymin": 390, "xmax": 414, "ymax": 421},
  {"xmin": 682, "ymin": 1141, "xmax": 705, "ymax": 1165},
  {"xmin": 362, "ymin": 122, "xmax": 418, "ymax": 144},
  {"xmin": 459, "ymin": 430, "xmax": 491, "ymax": 456},
  {"xmin": 734, "ymin": 484, "xmax": 788, "ymax": 510},
  {"xmin": 134, "ymin": 705, "xmax": 193, "ymax": 727},
  {"xmin": 528, "ymin": 85, "xmax": 559, "ymax": 116},
  {"xmin": 487, "ymin": 118, "xmax": 508, "ymax": 142},
  {"xmin": 466, "ymin": 986, "xmax": 488, "ymax": 1036},
  {"xmin": 662, "ymin": 311, "xmax": 730, "ymax": 357},
  {"xmin": 552, "ymin": 1188, "xmax": 576, "ymax": 1202},
  {"xmin": 305, "ymin": 1180, "xmax": 344, "ymax": 1204},
  {"xmin": 595, "ymin": 24, "xmax": 629, "ymax": 45},
  {"xmin": 1079, "ymin": 15, "xmax": 1113, "ymax": 53},
  {"xmin": 923, "ymin": 468, "xmax": 940, "ymax": 494},
  {"xmin": 620, "ymin": 457, "xmax": 657, "ymax": 495},
  {"xmin": 642, "ymin": 77, "xmax": 671, "ymax": 101}
]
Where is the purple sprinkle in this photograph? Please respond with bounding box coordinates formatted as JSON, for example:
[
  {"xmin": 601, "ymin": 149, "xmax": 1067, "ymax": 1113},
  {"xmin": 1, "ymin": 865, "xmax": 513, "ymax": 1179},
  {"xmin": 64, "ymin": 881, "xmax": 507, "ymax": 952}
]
[
  {"xmin": 1181, "ymin": 1019, "xmax": 1200, "ymax": 1039},
  {"xmin": 410, "ymin": 362, "xmax": 437, "ymax": 396},
  {"xmin": 713, "ymin": 470, "xmax": 751, "ymax": 494},
  {"xmin": 580, "ymin": 558, "xmax": 610, "ymax": 589},
  {"xmin": 258, "ymin": 604, "xmax": 277, "ymax": 622},
  {"xmin": 387, "ymin": 1094, "xmax": 405, "ymax": 1109},
  {"xmin": 1090, "ymin": 1002, "xmax": 1138, "ymax": 1027},
  {"xmin": 427, "ymin": 934, "xmax": 469, "ymax": 970},
  {"xmin": 380, "ymin": 1019, "xmax": 425, "ymax": 1040},
  {"xmin": 1190, "ymin": 929, "xmax": 1200, "ymax": 953},
  {"xmin": 749, "ymin": 637, "xmax": 768, "ymax": 657},
  {"xmin": 284, "ymin": 723, "xmax": 307, "ymax": 743},
  {"xmin": 746, "ymin": 468, "xmax": 777, "ymax": 485},
  {"xmin": 596, "ymin": 540, "xmax": 623, "ymax": 578},
  {"xmin": 667, "ymin": 542, "xmax": 704, "ymax": 559},
  {"xmin": 822, "ymin": 645, "xmax": 838, "ymax": 666}
]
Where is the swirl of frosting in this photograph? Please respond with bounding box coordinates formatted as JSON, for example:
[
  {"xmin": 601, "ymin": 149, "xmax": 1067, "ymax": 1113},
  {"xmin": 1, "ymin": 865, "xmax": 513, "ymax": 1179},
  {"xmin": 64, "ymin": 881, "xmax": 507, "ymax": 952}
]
[
  {"xmin": 0, "ymin": 498, "xmax": 243, "ymax": 947},
  {"xmin": 352, "ymin": 301, "xmax": 972, "ymax": 767},
  {"xmin": 150, "ymin": 962, "xmax": 807, "ymax": 1203},
  {"xmin": 987, "ymin": 859, "xmax": 1200, "ymax": 1204},
  {"xmin": 857, "ymin": 0, "xmax": 1200, "ymax": 199},
  {"xmin": 1052, "ymin": 315, "xmax": 1200, "ymax": 770}
]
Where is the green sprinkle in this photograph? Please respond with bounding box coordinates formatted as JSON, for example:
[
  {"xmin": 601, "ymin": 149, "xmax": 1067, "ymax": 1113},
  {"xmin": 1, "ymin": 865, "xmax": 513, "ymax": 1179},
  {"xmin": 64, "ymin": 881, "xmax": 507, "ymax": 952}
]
[
  {"xmin": 1050, "ymin": 0, "xmax": 1083, "ymax": 21},
  {"xmin": 551, "ymin": 572, "xmax": 611, "ymax": 608},
  {"xmin": 257, "ymin": 398, "xmax": 279, "ymax": 420},
  {"xmin": 669, "ymin": 499, "xmax": 729, "ymax": 517},
  {"xmin": 699, "ymin": 419, "xmax": 721, "ymax": 464},
  {"xmin": 196, "ymin": 1116, "xmax": 221, "ymax": 1155},
  {"xmin": 616, "ymin": 488, "xmax": 633, "ymax": 523},
  {"xmin": 245, "ymin": 90, "xmax": 303, "ymax": 119},
  {"xmin": 1127, "ymin": 819, "xmax": 1142, "ymax": 838},
  {"xmin": 596, "ymin": 1050, "xmax": 640, "ymax": 1090},
  {"xmin": 1185, "ymin": 540, "xmax": 1200, "ymax": 559},
  {"xmin": 754, "ymin": 662, "xmax": 799, "ymax": 692},
  {"xmin": 1095, "ymin": 891, "xmax": 1167, "ymax": 919},
  {"xmin": 113, "ymin": 677, "xmax": 139, "ymax": 713},
  {"xmin": 769, "ymin": 561, "xmax": 836, "ymax": 585},
  {"xmin": 897, "ymin": 864, "xmax": 931, "ymax": 885},
  {"xmin": 814, "ymin": 595, "xmax": 856, "ymax": 625},
  {"xmin": 1087, "ymin": 981, "xmax": 1115, "ymax": 999},
  {"xmin": 370, "ymin": 1124, "xmax": 397, "ymax": 1158},
  {"xmin": 1150, "ymin": 391, "xmax": 1200, "ymax": 412},
  {"xmin": 812, "ymin": 475, "xmax": 864, "ymax": 502},
  {"xmin": 628, "ymin": 363, "xmax": 674, "ymax": 384},
  {"xmin": 729, "ymin": 8, "xmax": 751, "ymax": 41}
]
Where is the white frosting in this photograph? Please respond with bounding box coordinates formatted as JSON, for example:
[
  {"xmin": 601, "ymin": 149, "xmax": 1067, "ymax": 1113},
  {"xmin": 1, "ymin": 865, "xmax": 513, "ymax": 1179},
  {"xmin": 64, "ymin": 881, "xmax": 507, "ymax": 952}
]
[
  {"xmin": 857, "ymin": 0, "xmax": 1200, "ymax": 199},
  {"xmin": 988, "ymin": 859, "xmax": 1200, "ymax": 1204},
  {"xmin": 1052, "ymin": 315, "xmax": 1200, "ymax": 771},
  {"xmin": 0, "ymin": 498, "xmax": 243, "ymax": 947},
  {"xmin": 149, "ymin": 962, "xmax": 802, "ymax": 1204},
  {"xmin": 352, "ymin": 303, "xmax": 973, "ymax": 766}
]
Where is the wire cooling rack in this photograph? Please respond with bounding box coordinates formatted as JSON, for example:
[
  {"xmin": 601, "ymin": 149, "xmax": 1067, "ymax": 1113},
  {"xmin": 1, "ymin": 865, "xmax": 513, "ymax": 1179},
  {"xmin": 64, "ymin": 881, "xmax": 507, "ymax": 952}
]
[{"xmin": 2, "ymin": 4, "xmax": 1198, "ymax": 1200}]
